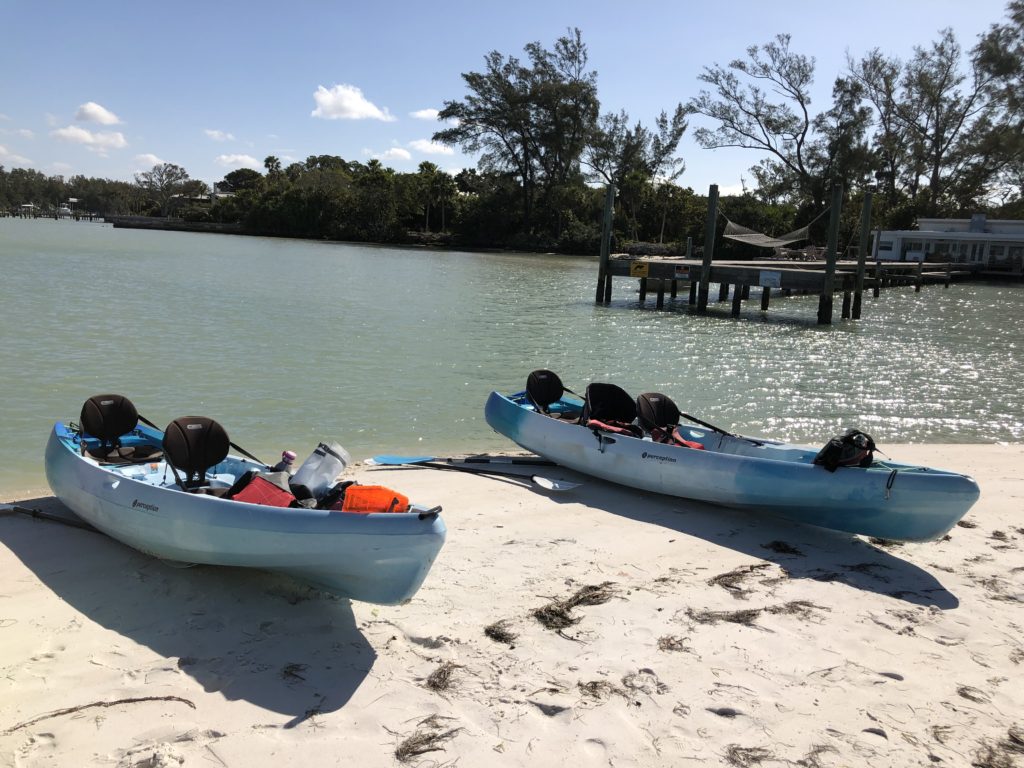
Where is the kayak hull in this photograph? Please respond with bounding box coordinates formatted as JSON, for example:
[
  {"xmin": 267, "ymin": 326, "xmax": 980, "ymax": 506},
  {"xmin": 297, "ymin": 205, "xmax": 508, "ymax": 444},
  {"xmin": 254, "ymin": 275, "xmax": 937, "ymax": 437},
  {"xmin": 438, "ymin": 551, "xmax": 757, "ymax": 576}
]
[{"xmin": 485, "ymin": 391, "xmax": 979, "ymax": 542}]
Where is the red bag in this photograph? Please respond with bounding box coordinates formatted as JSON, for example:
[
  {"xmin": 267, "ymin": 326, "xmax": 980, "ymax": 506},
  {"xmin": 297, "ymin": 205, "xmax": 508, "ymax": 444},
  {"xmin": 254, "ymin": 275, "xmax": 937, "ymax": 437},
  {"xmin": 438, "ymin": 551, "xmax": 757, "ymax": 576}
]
[{"xmin": 230, "ymin": 475, "xmax": 296, "ymax": 507}]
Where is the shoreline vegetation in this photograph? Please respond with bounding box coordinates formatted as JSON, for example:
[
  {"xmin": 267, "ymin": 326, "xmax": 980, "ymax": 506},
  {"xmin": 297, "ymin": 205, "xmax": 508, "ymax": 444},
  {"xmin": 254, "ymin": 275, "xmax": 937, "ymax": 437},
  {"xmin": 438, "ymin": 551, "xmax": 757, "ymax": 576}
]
[{"xmin": 3, "ymin": 8, "xmax": 1023, "ymax": 259}]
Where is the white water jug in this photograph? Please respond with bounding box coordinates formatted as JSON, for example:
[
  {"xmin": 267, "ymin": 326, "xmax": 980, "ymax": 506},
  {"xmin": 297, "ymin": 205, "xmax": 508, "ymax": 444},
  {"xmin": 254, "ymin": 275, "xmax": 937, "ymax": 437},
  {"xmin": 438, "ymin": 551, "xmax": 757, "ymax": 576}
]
[{"xmin": 290, "ymin": 441, "xmax": 351, "ymax": 498}]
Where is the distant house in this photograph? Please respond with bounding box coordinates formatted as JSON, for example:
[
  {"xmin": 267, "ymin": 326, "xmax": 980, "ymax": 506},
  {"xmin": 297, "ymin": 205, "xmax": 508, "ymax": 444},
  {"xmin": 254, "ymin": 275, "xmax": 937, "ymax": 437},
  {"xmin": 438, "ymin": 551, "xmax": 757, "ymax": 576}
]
[{"xmin": 872, "ymin": 215, "xmax": 1024, "ymax": 274}]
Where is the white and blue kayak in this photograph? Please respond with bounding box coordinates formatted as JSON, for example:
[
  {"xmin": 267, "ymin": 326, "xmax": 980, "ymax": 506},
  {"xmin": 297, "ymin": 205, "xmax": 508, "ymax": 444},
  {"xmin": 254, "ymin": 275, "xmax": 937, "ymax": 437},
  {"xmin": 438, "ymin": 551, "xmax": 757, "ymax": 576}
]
[
  {"xmin": 484, "ymin": 380, "xmax": 980, "ymax": 542},
  {"xmin": 44, "ymin": 403, "xmax": 446, "ymax": 605}
]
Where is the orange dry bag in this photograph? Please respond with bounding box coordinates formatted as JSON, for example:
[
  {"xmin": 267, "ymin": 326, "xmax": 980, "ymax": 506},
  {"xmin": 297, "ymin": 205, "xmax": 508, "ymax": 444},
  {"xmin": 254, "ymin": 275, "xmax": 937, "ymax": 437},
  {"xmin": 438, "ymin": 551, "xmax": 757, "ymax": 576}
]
[{"xmin": 340, "ymin": 485, "xmax": 410, "ymax": 514}]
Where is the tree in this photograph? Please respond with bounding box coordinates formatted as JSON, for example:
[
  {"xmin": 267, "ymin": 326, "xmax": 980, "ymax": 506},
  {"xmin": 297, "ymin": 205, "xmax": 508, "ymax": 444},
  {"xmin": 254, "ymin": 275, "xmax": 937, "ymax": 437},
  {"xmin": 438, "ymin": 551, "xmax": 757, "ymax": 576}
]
[
  {"xmin": 134, "ymin": 163, "xmax": 190, "ymax": 216},
  {"xmin": 973, "ymin": 0, "xmax": 1024, "ymax": 213},
  {"xmin": 434, "ymin": 28, "xmax": 599, "ymax": 234},
  {"xmin": 218, "ymin": 168, "xmax": 264, "ymax": 193},
  {"xmin": 584, "ymin": 105, "xmax": 688, "ymax": 241},
  {"xmin": 688, "ymin": 34, "xmax": 818, "ymax": 202}
]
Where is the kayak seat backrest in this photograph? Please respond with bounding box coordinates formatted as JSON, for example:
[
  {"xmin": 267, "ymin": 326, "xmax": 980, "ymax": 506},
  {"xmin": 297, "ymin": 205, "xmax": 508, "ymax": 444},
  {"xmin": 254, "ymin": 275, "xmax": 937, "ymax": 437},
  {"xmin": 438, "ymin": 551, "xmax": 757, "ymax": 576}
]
[
  {"xmin": 80, "ymin": 394, "xmax": 162, "ymax": 464},
  {"xmin": 163, "ymin": 416, "xmax": 230, "ymax": 489},
  {"xmin": 581, "ymin": 383, "xmax": 643, "ymax": 437},
  {"xmin": 526, "ymin": 369, "xmax": 566, "ymax": 414},
  {"xmin": 635, "ymin": 392, "xmax": 705, "ymax": 449},
  {"xmin": 636, "ymin": 392, "xmax": 680, "ymax": 434}
]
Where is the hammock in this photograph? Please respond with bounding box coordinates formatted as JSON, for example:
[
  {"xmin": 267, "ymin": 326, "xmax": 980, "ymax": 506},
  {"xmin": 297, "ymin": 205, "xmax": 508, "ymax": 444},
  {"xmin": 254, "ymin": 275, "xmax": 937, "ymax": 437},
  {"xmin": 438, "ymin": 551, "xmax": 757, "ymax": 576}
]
[
  {"xmin": 723, "ymin": 220, "xmax": 809, "ymax": 248},
  {"xmin": 721, "ymin": 208, "xmax": 829, "ymax": 249}
]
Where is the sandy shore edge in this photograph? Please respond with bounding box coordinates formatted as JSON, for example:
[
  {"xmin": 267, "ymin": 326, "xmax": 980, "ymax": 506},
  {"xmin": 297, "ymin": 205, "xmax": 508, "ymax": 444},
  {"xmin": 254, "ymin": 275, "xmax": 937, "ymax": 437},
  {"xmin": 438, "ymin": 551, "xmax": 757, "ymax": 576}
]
[{"xmin": 1, "ymin": 444, "xmax": 1021, "ymax": 767}]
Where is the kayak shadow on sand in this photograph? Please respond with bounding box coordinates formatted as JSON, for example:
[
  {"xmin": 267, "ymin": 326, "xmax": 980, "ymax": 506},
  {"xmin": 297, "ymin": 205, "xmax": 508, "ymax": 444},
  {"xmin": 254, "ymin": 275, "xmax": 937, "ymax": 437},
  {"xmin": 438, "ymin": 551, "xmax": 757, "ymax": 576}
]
[
  {"xmin": 546, "ymin": 471, "xmax": 961, "ymax": 610},
  {"xmin": 1, "ymin": 496, "xmax": 375, "ymax": 723}
]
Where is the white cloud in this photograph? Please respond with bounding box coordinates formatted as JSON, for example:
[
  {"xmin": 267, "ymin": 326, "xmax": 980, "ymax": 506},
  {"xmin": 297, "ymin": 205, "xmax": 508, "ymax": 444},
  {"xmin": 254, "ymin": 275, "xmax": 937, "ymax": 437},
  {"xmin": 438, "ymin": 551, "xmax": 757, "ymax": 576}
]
[
  {"xmin": 215, "ymin": 153, "xmax": 260, "ymax": 169},
  {"xmin": 51, "ymin": 162, "xmax": 73, "ymax": 173},
  {"xmin": 134, "ymin": 153, "xmax": 165, "ymax": 168},
  {"xmin": 410, "ymin": 108, "xmax": 440, "ymax": 121},
  {"xmin": 409, "ymin": 139, "xmax": 454, "ymax": 156},
  {"xmin": 51, "ymin": 125, "xmax": 128, "ymax": 151},
  {"xmin": 205, "ymin": 129, "xmax": 235, "ymax": 142},
  {"xmin": 377, "ymin": 147, "xmax": 412, "ymax": 162},
  {"xmin": 17, "ymin": 128, "xmax": 34, "ymax": 139},
  {"xmin": 0, "ymin": 144, "xmax": 31, "ymax": 164},
  {"xmin": 0, "ymin": 113, "xmax": 10, "ymax": 121},
  {"xmin": 311, "ymin": 84, "xmax": 395, "ymax": 121},
  {"xmin": 75, "ymin": 101, "xmax": 122, "ymax": 125}
]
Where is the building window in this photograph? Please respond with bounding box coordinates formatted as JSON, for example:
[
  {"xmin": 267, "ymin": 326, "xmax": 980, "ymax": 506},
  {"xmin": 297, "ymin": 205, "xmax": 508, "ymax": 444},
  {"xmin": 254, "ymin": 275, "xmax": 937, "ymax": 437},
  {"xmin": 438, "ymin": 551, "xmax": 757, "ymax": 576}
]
[
  {"xmin": 990, "ymin": 245, "xmax": 1006, "ymax": 258},
  {"xmin": 878, "ymin": 241, "xmax": 893, "ymax": 251}
]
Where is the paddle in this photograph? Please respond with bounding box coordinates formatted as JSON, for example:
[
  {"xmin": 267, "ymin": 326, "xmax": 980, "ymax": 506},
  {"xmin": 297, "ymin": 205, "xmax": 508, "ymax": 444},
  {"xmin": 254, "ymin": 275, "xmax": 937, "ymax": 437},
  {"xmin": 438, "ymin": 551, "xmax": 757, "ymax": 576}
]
[
  {"xmin": 364, "ymin": 458, "xmax": 580, "ymax": 492},
  {"xmin": 138, "ymin": 413, "xmax": 269, "ymax": 467},
  {"xmin": 680, "ymin": 413, "xmax": 764, "ymax": 447},
  {"xmin": 370, "ymin": 454, "xmax": 556, "ymax": 467},
  {"xmin": 1, "ymin": 503, "xmax": 100, "ymax": 532}
]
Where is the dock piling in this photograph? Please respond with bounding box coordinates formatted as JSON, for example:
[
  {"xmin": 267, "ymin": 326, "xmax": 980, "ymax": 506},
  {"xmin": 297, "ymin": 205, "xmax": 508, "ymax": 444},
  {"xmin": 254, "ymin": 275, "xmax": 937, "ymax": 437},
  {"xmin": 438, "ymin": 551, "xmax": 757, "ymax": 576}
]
[
  {"xmin": 817, "ymin": 184, "xmax": 843, "ymax": 325},
  {"xmin": 697, "ymin": 185, "xmax": 719, "ymax": 312}
]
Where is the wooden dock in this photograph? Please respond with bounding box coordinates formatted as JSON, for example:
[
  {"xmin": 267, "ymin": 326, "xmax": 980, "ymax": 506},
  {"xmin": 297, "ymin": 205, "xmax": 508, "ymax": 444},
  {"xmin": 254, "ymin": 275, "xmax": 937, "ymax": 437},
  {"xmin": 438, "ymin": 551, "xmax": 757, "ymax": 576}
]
[
  {"xmin": 606, "ymin": 256, "xmax": 961, "ymax": 319},
  {"xmin": 594, "ymin": 183, "xmax": 969, "ymax": 324}
]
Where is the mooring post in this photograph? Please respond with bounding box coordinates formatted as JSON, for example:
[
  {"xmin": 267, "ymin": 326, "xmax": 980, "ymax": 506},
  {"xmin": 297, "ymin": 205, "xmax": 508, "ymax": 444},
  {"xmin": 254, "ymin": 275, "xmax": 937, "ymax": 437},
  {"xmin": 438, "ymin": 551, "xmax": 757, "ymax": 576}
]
[
  {"xmin": 818, "ymin": 183, "xmax": 843, "ymax": 325},
  {"xmin": 842, "ymin": 290, "xmax": 852, "ymax": 318},
  {"xmin": 731, "ymin": 285, "xmax": 743, "ymax": 317},
  {"xmin": 945, "ymin": 261, "xmax": 951, "ymax": 288},
  {"xmin": 656, "ymin": 281, "xmax": 666, "ymax": 309},
  {"xmin": 718, "ymin": 282, "xmax": 729, "ymax": 301},
  {"xmin": 873, "ymin": 262, "xmax": 882, "ymax": 298},
  {"xmin": 853, "ymin": 192, "xmax": 873, "ymax": 319},
  {"xmin": 915, "ymin": 261, "xmax": 923, "ymax": 292},
  {"xmin": 697, "ymin": 185, "xmax": 718, "ymax": 312},
  {"xmin": 639, "ymin": 277, "xmax": 648, "ymax": 304},
  {"xmin": 595, "ymin": 183, "xmax": 615, "ymax": 304},
  {"xmin": 689, "ymin": 280, "xmax": 697, "ymax": 304},
  {"xmin": 760, "ymin": 287, "xmax": 771, "ymax": 311}
]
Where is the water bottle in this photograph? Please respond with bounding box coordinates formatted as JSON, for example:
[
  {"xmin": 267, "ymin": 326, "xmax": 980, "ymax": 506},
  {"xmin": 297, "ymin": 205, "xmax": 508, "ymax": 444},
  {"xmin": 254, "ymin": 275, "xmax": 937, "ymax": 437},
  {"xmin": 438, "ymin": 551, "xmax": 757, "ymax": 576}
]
[{"xmin": 272, "ymin": 450, "xmax": 297, "ymax": 475}]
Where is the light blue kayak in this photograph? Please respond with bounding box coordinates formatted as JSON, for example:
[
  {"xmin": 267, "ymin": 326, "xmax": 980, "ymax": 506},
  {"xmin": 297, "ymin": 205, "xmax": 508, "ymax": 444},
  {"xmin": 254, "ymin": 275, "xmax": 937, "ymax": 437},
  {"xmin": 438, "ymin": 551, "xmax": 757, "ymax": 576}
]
[
  {"xmin": 485, "ymin": 390, "xmax": 980, "ymax": 542},
  {"xmin": 44, "ymin": 421, "xmax": 446, "ymax": 604}
]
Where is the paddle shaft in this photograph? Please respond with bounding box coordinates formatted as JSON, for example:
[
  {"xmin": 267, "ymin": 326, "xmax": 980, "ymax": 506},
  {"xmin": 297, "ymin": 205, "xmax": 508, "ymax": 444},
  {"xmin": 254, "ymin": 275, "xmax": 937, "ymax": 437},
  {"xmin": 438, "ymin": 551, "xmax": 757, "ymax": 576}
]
[
  {"xmin": 398, "ymin": 461, "xmax": 577, "ymax": 491},
  {"xmin": 371, "ymin": 454, "xmax": 555, "ymax": 467}
]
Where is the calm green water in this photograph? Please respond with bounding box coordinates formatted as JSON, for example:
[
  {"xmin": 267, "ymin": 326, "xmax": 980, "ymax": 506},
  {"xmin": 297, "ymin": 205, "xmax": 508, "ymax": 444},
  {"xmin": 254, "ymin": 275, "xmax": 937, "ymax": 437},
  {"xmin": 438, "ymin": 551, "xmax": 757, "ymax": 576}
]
[{"xmin": 2, "ymin": 218, "xmax": 1022, "ymax": 494}]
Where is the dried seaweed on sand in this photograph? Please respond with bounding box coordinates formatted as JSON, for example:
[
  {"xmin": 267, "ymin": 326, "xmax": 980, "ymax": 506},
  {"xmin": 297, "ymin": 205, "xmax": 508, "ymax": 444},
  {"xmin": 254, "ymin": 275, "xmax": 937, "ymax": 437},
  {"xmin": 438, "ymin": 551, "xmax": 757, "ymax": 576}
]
[
  {"xmin": 533, "ymin": 582, "xmax": 618, "ymax": 631},
  {"xmin": 484, "ymin": 619, "xmax": 518, "ymax": 645},
  {"xmin": 424, "ymin": 661, "xmax": 461, "ymax": 692},
  {"xmin": 394, "ymin": 715, "xmax": 462, "ymax": 763}
]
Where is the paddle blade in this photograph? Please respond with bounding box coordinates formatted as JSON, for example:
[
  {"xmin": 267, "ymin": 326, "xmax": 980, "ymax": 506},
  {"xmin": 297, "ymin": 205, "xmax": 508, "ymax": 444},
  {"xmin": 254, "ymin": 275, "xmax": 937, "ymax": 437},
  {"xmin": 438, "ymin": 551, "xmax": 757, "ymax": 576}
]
[
  {"xmin": 530, "ymin": 475, "xmax": 581, "ymax": 492},
  {"xmin": 367, "ymin": 455, "xmax": 436, "ymax": 466}
]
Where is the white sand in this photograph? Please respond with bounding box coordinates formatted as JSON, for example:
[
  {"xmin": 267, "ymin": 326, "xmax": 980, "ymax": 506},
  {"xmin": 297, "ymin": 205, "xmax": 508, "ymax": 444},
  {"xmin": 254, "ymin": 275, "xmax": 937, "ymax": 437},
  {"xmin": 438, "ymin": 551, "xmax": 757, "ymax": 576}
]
[{"xmin": 1, "ymin": 444, "xmax": 1022, "ymax": 767}]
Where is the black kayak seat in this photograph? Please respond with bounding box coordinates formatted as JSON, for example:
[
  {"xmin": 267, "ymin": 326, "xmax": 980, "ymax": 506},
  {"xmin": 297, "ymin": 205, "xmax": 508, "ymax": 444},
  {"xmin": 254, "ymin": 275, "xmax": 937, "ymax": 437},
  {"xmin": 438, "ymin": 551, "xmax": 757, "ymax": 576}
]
[
  {"xmin": 80, "ymin": 394, "xmax": 162, "ymax": 464},
  {"xmin": 636, "ymin": 392, "xmax": 681, "ymax": 433},
  {"xmin": 580, "ymin": 382, "xmax": 637, "ymax": 425},
  {"xmin": 163, "ymin": 416, "xmax": 230, "ymax": 489},
  {"xmin": 526, "ymin": 369, "xmax": 567, "ymax": 414}
]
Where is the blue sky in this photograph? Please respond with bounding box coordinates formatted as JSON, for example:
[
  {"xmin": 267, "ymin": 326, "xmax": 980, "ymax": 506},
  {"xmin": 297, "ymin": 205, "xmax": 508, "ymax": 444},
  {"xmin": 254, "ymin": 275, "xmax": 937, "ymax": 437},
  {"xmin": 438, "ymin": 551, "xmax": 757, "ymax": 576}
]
[{"xmin": 0, "ymin": 0, "xmax": 1011, "ymax": 195}]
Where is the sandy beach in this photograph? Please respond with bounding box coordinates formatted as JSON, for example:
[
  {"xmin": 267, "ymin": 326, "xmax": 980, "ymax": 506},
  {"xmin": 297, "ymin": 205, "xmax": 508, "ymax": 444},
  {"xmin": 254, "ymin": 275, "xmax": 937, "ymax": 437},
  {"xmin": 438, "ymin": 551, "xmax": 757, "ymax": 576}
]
[{"xmin": 1, "ymin": 444, "xmax": 1022, "ymax": 767}]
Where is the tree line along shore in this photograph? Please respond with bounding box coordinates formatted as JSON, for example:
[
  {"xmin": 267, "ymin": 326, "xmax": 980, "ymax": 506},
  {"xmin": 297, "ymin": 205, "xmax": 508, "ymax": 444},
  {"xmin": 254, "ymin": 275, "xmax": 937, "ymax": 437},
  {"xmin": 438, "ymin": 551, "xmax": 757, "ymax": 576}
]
[{"xmin": 2, "ymin": 4, "xmax": 1021, "ymax": 257}]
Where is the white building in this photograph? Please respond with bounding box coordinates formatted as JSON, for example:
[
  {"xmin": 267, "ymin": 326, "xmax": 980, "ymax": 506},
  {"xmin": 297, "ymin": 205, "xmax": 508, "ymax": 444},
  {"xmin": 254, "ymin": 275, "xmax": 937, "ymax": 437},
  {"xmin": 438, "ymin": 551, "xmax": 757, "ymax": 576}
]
[{"xmin": 872, "ymin": 214, "xmax": 1024, "ymax": 274}]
